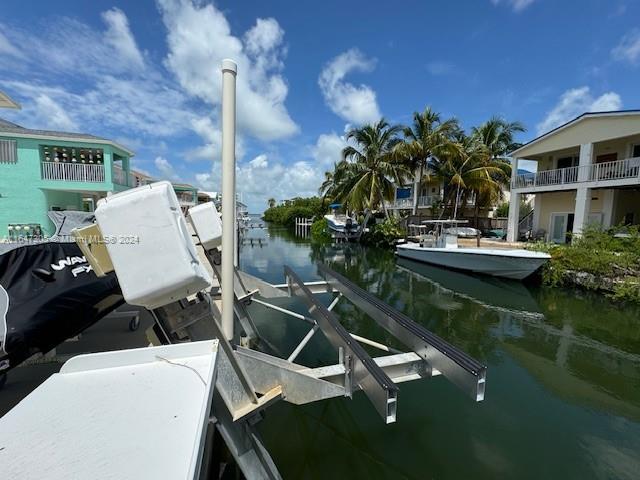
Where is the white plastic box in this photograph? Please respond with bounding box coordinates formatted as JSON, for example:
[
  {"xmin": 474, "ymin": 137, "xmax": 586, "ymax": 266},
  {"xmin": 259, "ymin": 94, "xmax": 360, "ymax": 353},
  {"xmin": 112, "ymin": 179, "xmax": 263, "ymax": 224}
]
[
  {"xmin": 94, "ymin": 181, "xmax": 212, "ymax": 309},
  {"xmin": 188, "ymin": 202, "xmax": 222, "ymax": 250}
]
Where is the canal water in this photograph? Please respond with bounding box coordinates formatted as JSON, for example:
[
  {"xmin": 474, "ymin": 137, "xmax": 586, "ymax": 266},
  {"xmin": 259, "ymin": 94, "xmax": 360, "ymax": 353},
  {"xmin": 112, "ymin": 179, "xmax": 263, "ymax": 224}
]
[{"xmin": 241, "ymin": 221, "xmax": 640, "ymax": 480}]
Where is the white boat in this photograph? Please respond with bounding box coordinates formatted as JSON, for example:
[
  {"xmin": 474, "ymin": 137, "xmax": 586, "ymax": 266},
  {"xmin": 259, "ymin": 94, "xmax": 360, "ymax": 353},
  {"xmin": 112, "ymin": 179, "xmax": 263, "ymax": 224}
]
[
  {"xmin": 324, "ymin": 213, "xmax": 359, "ymax": 233},
  {"xmin": 324, "ymin": 203, "xmax": 359, "ymax": 235},
  {"xmin": 396, "ymin": 220, "xmax": 550, "ymax": 280}
]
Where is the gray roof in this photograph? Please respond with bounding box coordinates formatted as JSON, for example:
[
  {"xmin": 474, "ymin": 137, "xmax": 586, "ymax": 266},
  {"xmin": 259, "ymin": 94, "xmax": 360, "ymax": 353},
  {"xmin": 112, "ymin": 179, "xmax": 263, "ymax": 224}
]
[{"xmin": 0, "ymin": 116, "xmax": 134, "ymax": 155}]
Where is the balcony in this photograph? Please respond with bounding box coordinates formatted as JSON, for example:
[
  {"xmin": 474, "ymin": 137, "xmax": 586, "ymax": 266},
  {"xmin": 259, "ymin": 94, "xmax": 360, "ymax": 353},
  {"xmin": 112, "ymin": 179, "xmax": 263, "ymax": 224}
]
[
  {"xmin": 386, "ymin": 195, "xmax": 442, "ymax": 209},
  {"xmin": 112, "ymin": 165, "xmax": 130, "ymax": 186},
  {"xmin": 41, "ymin": 161, "xmax": 105, "ymax": 183},
  {"xmin": 512, "ymin": 157, "xmax": 640, "ymax": 191},
  {"xmin": 177, "ymin": 194, "xmax": 196, "ymax": 207}
]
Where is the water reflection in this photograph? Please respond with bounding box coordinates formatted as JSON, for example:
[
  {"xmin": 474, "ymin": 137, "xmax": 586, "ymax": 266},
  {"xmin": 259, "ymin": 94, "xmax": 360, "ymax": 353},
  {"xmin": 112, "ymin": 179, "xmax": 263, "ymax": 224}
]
[{"xmin": 242, "ymin": 225, "xmax": 640, "ymax": 479}]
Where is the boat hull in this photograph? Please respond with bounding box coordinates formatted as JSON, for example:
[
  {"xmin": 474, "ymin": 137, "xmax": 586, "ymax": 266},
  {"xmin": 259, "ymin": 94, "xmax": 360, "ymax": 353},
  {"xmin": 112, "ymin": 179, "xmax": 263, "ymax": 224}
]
[
  {"xmin": 395, "ymin": 244, "xmax": 550, "ymax": 280},
  {"xmin": 324, "ymin": 215, "xmax": 359, "ymax": 235}
]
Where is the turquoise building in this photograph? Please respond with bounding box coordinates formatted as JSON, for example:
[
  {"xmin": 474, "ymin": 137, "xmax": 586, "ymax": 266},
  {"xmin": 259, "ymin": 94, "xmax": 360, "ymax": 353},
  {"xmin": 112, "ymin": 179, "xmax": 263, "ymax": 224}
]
[{"xmin": 0, "ymin": 117, "xmax": 134, "ymax": 239}]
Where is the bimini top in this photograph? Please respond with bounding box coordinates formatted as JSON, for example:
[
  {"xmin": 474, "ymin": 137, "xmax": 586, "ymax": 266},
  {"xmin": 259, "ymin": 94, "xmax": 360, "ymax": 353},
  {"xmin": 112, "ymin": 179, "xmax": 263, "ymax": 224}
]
[{"xmin": 329, "ymin": 203, "xmax": 342, "ymax": 209}]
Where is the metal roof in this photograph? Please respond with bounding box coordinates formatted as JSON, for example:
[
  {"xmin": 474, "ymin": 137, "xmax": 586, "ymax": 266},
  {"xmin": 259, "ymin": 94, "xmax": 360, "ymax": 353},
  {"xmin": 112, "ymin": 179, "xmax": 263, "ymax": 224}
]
[{"xmin": 0, "ymin": 116, "xmax": 135, "ymax": 156}]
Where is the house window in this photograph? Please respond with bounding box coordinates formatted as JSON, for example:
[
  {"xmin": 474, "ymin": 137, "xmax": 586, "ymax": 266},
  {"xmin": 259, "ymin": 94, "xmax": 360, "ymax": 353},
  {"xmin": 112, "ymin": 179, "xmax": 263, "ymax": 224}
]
[
  {"xmin": 0, "ymin": 139, "xmax": 17, "ymax": 163},
  {"xmin": 40, "ymin": 145, "xmax": 104, "ymax": 164},
  {"xmin": 632, "ymin": 144, "xmax": 640, "ymax": 159},
  {"xmin": 556, "ymin": 156, "xmax": 578, "ymax": 169}
]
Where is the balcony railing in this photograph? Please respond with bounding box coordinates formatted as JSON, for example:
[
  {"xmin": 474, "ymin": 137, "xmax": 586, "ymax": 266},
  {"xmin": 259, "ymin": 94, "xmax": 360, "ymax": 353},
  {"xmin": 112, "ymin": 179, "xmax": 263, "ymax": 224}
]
[
  {"xmin": 41, "ymin": 161, "xmax": 105, "ymax": 183},
  {"xmin": 512, "ymin": 157, "xmax": 640, "ymax": 189},
  {"xmin": 385, "ymin": 195, "xmax": 442, "ymax": 209},
  {"xmin": 177, "ymin": 194, "xmax": 196, "ymax": 207},
  {"xmin": 113, "ymin": 165, "xmax": 128, "ymax": 186}
]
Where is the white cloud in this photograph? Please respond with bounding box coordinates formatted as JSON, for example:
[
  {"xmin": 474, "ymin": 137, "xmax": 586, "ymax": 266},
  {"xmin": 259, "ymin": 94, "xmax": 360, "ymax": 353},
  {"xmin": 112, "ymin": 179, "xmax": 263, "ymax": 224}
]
[
  {"xmin": 192, "ymin": 131, "xmax": 347, "ymax": 211},
  {"xmin": 155, "ymin": 156, "xmax": 180, "ymax": 181},
  {"xmin": 612, "ymin": 29, "xmax": 640, "ymax": 65},
  {"xmin": 32, "ymin": 94, "xmax": 78, "ymax": 131},
  {"xmin": 310, "ymin": 132, "xmax": 346, "ymax": 167},
  {"xmin": 318, "ymin": 48, "xmax": 382, "ymax": 125},
  {"xmin": 101, "ymin": 8, "xmax": 145, "ymax": 70},
  {"xmin": 0, "ymin": 30, "xmax": 20, "ymax": 57},
  {"xmin": 157, "ymin": 0, "xmax": 298, "ymax": 141},
  {"xmin": 426, "ymin": 61, "xmax": 454, "ymax": 75},
  {"xmin": 0, "ymin": 12, "xmax": 192, "ymax": 139},
  {"xmin": 537, "ymin": 87, "xmax": 622, "ymax": 135},
  {"xmin": 490, "ymin": 0, "xmax": 535, "ymax": 12},
  {"xmin": 249, "ymin": 154, "xmax": 268, "ymax": 168}
]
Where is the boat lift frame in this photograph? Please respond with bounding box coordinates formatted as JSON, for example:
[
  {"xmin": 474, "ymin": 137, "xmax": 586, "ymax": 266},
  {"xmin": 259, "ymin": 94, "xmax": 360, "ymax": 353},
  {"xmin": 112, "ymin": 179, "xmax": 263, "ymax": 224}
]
[{"xmin": 64, "ymin": 59, "xmax": 488, "ymax": 480}]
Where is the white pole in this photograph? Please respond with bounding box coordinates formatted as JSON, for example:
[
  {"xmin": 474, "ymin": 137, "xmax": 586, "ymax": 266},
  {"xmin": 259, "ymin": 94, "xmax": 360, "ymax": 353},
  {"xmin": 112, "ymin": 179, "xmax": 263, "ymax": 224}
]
[{"xmin": 221, "ymin": 59, "xmax": 237, "ymax": 341}]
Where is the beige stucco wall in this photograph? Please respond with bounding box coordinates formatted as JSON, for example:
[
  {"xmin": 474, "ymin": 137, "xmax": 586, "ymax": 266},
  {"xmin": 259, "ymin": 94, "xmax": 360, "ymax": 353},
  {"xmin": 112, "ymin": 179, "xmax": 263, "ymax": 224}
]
[
  {"xmin": 535, "ymin": 190, "xmax": 605, "ymax": 234},
  {"xmin": 514, "ymin": 114, "xmax": 640, "ymax": 159}
]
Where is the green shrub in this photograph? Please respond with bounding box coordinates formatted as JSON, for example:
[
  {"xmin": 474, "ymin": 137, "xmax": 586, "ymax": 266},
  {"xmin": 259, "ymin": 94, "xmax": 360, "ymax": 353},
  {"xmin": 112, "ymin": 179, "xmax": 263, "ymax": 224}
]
[
  {"xmin": 362, "ymin": 217, "xmax": 404, "ymax": 248},
  {"xmin": 262, "ymin": 197, "xmax": 325, "ymax": 226},
  {"xmin": 527, "ymin": 224, "xmax": 640, "ymax": 300},
  {"xmin": 310, "ymin": 218, "xmax": 331, "ymax": 242},
  {"xmin": 611, "ymin": 277, "xmax": 640, "ymax": 304}
]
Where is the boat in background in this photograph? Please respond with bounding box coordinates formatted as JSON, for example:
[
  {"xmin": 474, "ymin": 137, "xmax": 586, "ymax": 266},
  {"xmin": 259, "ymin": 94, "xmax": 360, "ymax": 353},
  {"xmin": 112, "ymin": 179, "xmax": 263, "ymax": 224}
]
[
  {"xmin": 396, "ymin": 220, "xmax": 550, "ymax": 280},
  {"xmin": 324, "ymin": 203, "xmax": 359, "ymax": 234}
]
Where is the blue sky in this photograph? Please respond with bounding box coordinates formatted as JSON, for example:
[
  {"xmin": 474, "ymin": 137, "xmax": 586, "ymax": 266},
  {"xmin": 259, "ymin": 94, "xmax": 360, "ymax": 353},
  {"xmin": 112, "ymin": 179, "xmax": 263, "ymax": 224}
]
[{"xmin": 1, "ymin": 0, "xmax": 639, "ymax": 212}]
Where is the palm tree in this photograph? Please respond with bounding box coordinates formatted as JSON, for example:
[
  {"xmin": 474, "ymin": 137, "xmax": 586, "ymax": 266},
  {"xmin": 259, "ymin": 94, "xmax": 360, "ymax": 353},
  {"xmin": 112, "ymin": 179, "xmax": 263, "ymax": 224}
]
[
  {"xmin": 471, "ymin": 116, "xmax": 525, "ymax": 160},
  {"xmin": 339, "ymin": 119, "xmax": 408, "ymax": 218},
  {"xmin": 436, "ymin": 133, "xmax": 511, "ymax": 220},
  {"xmin": 395, "ymin": 107, "xmax": 461, "ymax": 214},
  {"xmin": 267, "ymin": 198, "xmax": 276, "ymax": 208}
]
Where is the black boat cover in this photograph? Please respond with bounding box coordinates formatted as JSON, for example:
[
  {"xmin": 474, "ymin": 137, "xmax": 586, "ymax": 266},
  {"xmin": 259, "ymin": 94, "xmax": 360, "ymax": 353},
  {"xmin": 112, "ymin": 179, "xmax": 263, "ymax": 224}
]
[{"xmin": 0, "ymin": 241, "xmax": 122, "ymax": 372}]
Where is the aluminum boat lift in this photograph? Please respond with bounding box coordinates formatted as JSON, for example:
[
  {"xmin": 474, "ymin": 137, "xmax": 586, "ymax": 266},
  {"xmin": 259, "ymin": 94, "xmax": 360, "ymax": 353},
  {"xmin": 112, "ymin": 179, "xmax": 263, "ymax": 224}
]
[{"xmin": 0, "ymin": 60, "xmax": 486, "ymax": 480}]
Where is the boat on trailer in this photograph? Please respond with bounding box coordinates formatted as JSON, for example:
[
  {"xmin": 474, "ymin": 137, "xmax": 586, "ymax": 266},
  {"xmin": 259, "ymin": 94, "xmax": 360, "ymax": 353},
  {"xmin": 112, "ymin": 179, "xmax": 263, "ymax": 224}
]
[{"xmin": 396, "ymin": 220, "xmax": 550, "ymax": 280}]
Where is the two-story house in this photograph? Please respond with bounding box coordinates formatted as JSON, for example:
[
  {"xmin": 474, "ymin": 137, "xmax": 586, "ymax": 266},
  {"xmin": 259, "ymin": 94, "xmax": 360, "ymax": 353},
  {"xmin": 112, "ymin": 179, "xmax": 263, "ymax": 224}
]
[
  {"xmin": 0, "ymin": 117, "xmax": 135, "ymax": 239},
  {"xmin": 507, "ymin": 110, "xmax": 640, "ymax": 242}
]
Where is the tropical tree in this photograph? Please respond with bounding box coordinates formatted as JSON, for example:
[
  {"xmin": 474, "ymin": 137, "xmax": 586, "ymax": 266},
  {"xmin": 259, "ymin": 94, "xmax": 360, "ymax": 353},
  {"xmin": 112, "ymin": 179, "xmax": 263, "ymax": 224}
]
[
  {"xmin": 471, "ymin": 116, "xmax": 525, "ymax": 159},
  {"xmin": 267, "ymin": 197, "xmax": 276, "ymax": 208},
  {"xmin": 435, "ymin": 133, "xmax": 511, "ymax": 220},
  {"xmin": 395, "ymin": 107, "xmax": 461, "ymax": 214},
  {"xmin": 337, "ymin": 119, "xmax": 409, "ymax": 218}
]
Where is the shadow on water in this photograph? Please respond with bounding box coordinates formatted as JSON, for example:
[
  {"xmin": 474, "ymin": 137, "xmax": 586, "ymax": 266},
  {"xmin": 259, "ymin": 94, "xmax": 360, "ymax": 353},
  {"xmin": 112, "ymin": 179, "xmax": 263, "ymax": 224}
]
[{"xmin": 242, "ymin": 222, "xmax": 640, "ymax": 479}]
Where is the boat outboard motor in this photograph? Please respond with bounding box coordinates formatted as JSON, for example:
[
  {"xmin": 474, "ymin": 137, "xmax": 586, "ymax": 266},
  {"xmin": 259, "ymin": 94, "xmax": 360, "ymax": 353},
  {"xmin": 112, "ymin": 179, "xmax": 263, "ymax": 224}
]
[
  {"xmin": 0, "ymin": 212, "xmax": 123, "ymax": 374},
  {"xmin": 345, "ymin": 217, "xmax": 354, "ymax": 232}
]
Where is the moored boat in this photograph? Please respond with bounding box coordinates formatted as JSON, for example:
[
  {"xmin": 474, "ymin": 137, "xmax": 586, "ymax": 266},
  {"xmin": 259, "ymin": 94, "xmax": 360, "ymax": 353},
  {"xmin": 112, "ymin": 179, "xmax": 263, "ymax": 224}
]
[{"xmin": 395, "ymin": 220, "xmax": 550, "ymax": 280}]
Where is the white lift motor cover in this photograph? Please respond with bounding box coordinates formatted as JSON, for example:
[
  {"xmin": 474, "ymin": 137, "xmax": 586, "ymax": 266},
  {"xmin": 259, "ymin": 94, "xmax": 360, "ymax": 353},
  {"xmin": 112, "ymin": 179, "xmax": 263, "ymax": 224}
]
[
  {"xmin": 188, "ymin": 201, "xmax": 222, "ymax": 250},
  {"xmin": 94, "ymin": 181, "xmax": 212, "ymax": 309}
]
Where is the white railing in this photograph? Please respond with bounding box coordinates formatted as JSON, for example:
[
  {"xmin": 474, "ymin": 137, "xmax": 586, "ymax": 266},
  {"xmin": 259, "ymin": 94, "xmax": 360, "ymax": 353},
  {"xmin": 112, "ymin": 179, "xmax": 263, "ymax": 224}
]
[
  {"xmin": 588, "ymin": 157, "xmax": 640, "ymax": 182},
  {"xmin": 386, "ymin": 196, "xmax": 442, "ymax": 209},
  {"xmin": 41, "ymin": 161, "xmax": 105, "ymax": 183},
  {"xmin": 112, "ymin": 165, "xmax": 127, "ymax": 185},
  {"xmin": 385, "ymin": 198, "xmax": 413, "ymax": 209},
  {"xmin": 512, "ymin": 157, "xmax": 640, "ymax": 189},
  {"xmin": 177, "ymin": 194, "xmax": 196, "ymax": 206}
]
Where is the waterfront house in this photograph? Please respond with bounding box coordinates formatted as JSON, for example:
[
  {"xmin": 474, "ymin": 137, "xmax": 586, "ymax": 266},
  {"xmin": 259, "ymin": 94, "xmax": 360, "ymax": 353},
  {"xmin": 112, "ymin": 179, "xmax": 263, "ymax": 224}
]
[
  {"xmin": 0, "ymin": 117, "xmax": 134, "ymax": 239},
  {"xmin": 507, "ymin": 110, "xmax": 640, "ymax": 242},
  {"xmin": 385, "ymin": 169, "xmax": 488, "ymax": 219}
]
